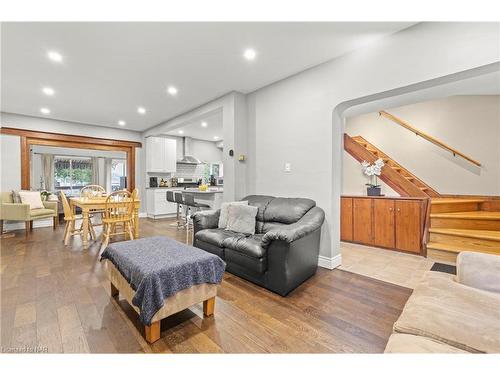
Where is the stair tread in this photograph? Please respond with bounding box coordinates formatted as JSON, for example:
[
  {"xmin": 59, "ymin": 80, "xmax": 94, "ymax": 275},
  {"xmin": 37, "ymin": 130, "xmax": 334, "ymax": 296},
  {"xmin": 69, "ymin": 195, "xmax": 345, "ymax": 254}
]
[
  {"xmin": 427, "ymin": 241, "xmax": 500, "ymax": 255},
  {"xmin": 430, "ymin": 211, "xmax": 500, "ymax": 220},
  {"xmin": 431, "ymin": 198, "xmax": 486, "ymax": 205},
  {"xmin": 429, "ymin": 228, "xmax": 500, "ymax": 241}
]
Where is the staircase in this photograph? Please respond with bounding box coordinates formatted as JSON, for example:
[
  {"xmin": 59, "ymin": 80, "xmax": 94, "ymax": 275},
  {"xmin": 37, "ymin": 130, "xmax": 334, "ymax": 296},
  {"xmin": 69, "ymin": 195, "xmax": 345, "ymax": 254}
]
[
  {"xmin": 344, "ymin": 134, "xmax": 440, "ymax": 198},
  {"xmin": 344, "ymin": 133, "xmax": 500, "ymax": 263},
  {"xmin": 427, "ymin": 198, "xmax": 500, "ymax": 263}
]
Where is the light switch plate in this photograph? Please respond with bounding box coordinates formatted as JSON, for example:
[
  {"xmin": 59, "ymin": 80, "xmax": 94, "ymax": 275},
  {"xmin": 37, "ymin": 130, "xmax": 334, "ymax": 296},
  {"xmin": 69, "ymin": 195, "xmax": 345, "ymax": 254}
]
[{"xmin": 284, "ymin": 162, "xmax": 291, "ymax": 172}]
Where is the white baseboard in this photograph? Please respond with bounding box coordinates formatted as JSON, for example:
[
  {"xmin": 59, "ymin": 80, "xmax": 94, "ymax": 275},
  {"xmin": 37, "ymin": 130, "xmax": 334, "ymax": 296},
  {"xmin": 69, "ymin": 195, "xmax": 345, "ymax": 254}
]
[
  {"xmin": 139, "ymin": 212, "xmax": 147, "ymax": 218},
  {"xmin": 318, "ymin": 254, "xmax": 342, "ymax": 270}
]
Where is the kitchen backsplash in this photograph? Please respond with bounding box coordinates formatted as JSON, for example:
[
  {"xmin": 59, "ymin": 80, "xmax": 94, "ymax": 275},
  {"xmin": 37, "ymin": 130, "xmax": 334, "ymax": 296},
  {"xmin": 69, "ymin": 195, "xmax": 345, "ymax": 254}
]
[{"xmin": 172, "ymin": 163, "xmax": 209, "ymax": 180}]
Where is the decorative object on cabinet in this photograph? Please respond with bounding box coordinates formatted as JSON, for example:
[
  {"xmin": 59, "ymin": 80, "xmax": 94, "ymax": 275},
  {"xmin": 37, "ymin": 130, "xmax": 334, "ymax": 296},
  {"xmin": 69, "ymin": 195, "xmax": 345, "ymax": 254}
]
[
  {"xmin": 361, "ymin": 159, "xmax": 384, "ymax": 196},
  {"xmin": 341, "ymin": 196, "xmax": 429, "ymax": 255}
]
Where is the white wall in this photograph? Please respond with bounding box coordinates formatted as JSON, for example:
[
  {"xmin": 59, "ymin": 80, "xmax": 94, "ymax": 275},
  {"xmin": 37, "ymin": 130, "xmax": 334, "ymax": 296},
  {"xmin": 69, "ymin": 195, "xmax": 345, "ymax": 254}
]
[
  {"xmin": 0, "ymin": 134, "xmax": 21, "ymax": 191},
  {"xmin": 343, "ymin": 95, "xmax": 500, "ymax": 196},
  {"xmin": 245, "ymin": 22, "xmax": 500, "ymax": 267}
]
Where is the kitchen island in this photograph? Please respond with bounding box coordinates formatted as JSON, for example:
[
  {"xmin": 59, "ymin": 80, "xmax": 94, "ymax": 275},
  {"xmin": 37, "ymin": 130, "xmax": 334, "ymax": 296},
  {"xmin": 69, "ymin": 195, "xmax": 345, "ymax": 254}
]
[{"xmin": 182, "ymin": 188, "xmax": 223, "ymax": 210}]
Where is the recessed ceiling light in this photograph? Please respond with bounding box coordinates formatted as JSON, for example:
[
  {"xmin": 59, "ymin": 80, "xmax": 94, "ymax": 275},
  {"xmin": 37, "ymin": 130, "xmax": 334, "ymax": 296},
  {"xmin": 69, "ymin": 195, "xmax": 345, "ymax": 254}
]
[
  {"xmin": 47, "ymin": 51, "xmax": 63, "ymax": 63},
  {"xmin": 243, "ymin": 48, "xmax": 257, "ymax": 60},
  {"xmin": 201, "ymin": 121, "xmax": 208, "ymax": 127},
  {"xmin": 178, "ymin": 130, "xmax": 184, "ymax": 135},
  {"xmin": 137, "ymin": 106, "xmax": 146, "ymax": 114},
  {"xmin": 40, "ymin": 107, "xmax": 51, "ymax": 115},
  {"xmin": 167, "ymin": 86, "xmax": 178, "ymax": 96},
  {"xmin": 118, "ymin": 120, "xmax": 126, "ymax": 126},
  {"xmin": 213, "ymin": 136, "xmax": 219, "ymax": 140},
  {"xmin": 42, "ymin": 87, "xmax": 55, "ymax": 96}
]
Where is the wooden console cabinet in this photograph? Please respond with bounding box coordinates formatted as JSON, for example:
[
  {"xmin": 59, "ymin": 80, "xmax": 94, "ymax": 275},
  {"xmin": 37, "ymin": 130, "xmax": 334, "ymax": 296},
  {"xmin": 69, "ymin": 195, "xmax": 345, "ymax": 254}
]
[{"xmin": 341, "ymin": 196, "xmax": 429, "ymax": 255}]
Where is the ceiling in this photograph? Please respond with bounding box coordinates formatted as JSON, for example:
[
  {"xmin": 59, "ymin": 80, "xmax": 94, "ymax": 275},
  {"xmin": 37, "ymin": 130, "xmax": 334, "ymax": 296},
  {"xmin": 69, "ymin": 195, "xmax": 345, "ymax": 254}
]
[
  {"xmin": 163, "ymin": 109, "xmax": 223, "ymax": 142},
  {"xmin": 1, "ymin": 22, "xmax": 415, "ymax": 132}
]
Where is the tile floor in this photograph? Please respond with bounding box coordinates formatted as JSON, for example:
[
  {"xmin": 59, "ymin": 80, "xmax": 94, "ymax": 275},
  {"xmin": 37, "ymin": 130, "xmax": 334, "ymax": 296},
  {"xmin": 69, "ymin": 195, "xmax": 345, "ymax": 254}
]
[{"xmin": 340, "ymin": 242, "xmax": 435, "ymax": 289}]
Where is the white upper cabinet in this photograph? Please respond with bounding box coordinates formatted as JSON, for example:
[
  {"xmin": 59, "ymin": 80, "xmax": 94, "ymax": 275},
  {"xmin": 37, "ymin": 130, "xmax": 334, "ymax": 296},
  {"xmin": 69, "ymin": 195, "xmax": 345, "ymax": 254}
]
[{"xmin": 146, "ymin": 137, "xmax": 177, "ymax": 173}]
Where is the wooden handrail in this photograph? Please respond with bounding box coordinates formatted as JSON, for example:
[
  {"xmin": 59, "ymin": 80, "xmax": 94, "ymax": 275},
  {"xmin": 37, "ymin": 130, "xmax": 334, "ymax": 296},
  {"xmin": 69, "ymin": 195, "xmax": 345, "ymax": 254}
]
[{"xmin": 379, "ymin": 110, "xmax": 482, "ymax": 167}]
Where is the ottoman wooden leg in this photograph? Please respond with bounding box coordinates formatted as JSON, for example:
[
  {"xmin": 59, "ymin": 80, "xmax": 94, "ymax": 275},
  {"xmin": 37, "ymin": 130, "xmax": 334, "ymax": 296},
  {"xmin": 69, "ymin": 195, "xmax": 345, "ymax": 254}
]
[
  {"xmin": 203, "ymin": 297, "xmax": 215, "ymax": 317},
  {"xmin": 145, "ymin": 321, "xmax": 161, "ymax": 344},
  {"xmin": 110, "ymin": 281, "xmax": 119, "ymax": 297}
]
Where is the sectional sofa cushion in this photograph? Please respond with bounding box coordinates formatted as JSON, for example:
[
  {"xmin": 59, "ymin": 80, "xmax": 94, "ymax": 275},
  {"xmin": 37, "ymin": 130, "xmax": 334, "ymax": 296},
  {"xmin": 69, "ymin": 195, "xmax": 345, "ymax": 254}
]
[
  {"xmin": 393, "ymin": 271, "xmax": 500, "ymax": 353},
  {"xmin": 218, "ymin": 201, "xmax": 248, "ymax": 229},
  {"xmin": 384, "ymin": 333, "xmax": 469, "ymax": 353},
  {"xmin": 225, "ymin": 204, "xmax": 258, "ymax": 235},
  {"xmin": 222, "ymin": 234, "xmax": 266, "ymax": 259},
  {"xmin": 19, "ymin": 191, "xmax": 44, "ymax": 210}
]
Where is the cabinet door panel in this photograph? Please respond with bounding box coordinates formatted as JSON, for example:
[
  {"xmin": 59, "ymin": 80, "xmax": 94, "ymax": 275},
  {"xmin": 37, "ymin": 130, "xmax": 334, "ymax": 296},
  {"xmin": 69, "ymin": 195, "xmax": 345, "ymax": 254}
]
[
  {"xmin": 374, "ymin": 199, "xmax": 395, "ymax": 248},
  {"xmin": 340, "ymin": 197, "xmax": 353, "ymax": 241},
  {"xmin": 395, "ymin": 200, "xmax": 422, "ymax": 253},
  {"xmin": 353, "ymin": 198, "xmax": 373, "ymax": 245}
]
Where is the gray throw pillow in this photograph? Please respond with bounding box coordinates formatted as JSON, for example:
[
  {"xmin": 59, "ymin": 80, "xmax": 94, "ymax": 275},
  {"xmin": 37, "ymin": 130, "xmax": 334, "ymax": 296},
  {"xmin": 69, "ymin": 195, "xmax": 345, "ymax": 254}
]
[
  {"xmin": 225, "ymin": 204, "xmax": 258, "ymax": 235},
  {"xmin": 11, "ymin": 190, "xmax": 21, "ymax": 203},
  {"xmin": 218, "ymin": 200, "xmax": 248, "ymax": 228}
]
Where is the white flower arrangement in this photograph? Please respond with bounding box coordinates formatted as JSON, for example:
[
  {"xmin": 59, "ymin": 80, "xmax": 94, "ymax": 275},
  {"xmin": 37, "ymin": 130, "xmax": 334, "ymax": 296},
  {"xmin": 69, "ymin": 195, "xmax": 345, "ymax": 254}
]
[{"xmin": 361, "ymin": 158, "xmax": 385, "ymax": 188}]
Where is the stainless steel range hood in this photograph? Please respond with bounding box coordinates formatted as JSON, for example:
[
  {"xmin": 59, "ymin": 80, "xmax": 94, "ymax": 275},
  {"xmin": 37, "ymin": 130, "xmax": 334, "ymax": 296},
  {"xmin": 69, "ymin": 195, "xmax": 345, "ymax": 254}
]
[{"xmin": 177, "ymin": 137, "xmax": 203, "ymax": 165}]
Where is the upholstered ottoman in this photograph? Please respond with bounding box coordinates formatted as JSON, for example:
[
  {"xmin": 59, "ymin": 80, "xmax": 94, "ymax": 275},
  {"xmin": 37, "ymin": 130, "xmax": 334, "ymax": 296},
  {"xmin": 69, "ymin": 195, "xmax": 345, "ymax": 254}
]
[{"xmin": 101, "ymin": 236, "xmax": 226, "ymax": 343}]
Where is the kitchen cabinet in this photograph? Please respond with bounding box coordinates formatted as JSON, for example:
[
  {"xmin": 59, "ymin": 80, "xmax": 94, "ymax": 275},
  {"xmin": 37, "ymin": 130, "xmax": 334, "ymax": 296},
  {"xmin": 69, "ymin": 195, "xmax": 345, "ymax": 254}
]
[
  {"xmin": 341, "ymin": 196, "xmax": 428, "ymax": 255},
  {"xmin": 146, "ymin": 137, "xmax": 176, "ymax": 173},
  {"xmin": 146, "ymin": 188, "xmax": 180, "ymax": 219}
]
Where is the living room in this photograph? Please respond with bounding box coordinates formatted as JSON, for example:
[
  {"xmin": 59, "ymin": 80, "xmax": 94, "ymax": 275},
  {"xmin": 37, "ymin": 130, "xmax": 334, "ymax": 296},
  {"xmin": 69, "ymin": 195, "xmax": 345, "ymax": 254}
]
[{"xmin": 1, "ymin": 2, "xmax": 499, "ymax": 374}]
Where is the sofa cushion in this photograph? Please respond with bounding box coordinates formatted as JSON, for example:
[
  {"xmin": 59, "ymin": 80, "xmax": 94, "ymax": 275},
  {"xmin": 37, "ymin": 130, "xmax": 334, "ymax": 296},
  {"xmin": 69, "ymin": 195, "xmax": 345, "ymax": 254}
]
[
  {"xmin": 225, "ymin": 248, "xmax": 267, "ymax": 274},
  {"xmin": 194, "ymin": 239, "xmax": 225, "ymax": 259},
  {"xmin": 384, "ymin": 333, "xmax": 469, "ymax": 353},
  {"xmin": 261, "ymin": 221, "xmax": 288, "ymax": 234},
  {"xmin": 30, "ymin": 208, "xmax": 56, "ymax": 218},
  {"xmin": 195, "ymin": 229, "xmax": 243, "ymax": 247},
  {"xmin": 263, "ymin": 197, "xmax": 315, "ymax": 224},
  {"xmin": 242, "ymin": 195, "xmax": 274, "ymax": 221},
  {"xmin": 225, "ymin": 204, "xmax": 258, "ymax": 235},
  {"xmin": 394, "ymin": 271, "xmax": 500, "ymax": 353},
  {"xmin": 222, "ymin": 234, "xmax": 266, "ymax": 259}
]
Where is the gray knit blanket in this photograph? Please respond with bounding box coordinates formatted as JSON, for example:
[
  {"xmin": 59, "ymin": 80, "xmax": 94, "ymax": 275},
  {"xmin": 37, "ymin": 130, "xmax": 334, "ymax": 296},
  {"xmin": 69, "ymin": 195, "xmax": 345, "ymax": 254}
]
[{"xmin": 100, "ymin": 236, "xmax": 225, "ymax": 325}]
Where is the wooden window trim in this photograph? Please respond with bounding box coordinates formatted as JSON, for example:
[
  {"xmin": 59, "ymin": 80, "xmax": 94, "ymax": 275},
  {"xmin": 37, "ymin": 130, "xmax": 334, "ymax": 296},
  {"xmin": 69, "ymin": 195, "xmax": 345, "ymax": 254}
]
[{"xmin": 0, "ymin": 127, "xmax": 141, "ymax": 191}]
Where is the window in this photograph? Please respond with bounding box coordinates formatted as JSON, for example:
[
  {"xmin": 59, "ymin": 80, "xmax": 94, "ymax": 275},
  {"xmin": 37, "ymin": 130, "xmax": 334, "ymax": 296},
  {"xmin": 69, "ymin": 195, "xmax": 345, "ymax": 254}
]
[
  {"xmin": 54, "ymin": 157, "xmax": 93, "ymax": 196},
  {"xmin": 111, "ymin": 159, "xmax": 127, "ymax": 192}
]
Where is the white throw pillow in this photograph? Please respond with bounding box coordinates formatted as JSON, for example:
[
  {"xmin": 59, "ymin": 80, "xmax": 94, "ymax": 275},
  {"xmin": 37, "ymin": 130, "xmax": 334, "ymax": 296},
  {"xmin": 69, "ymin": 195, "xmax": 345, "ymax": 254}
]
[
  {"xmin": 19, "ymin": 191, "xmax": 44, "ymax": 210},
  {"xmin": 225, "ymin": 204, "xmax": 258, "ymax": 235},
  {"xmin": 218, "ymin": 201, "xmax": 248, "ymax": 228}
]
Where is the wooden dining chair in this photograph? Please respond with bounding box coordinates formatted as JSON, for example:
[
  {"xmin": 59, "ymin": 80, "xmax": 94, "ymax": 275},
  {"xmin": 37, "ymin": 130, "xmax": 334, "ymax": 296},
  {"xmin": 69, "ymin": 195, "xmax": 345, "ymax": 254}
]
[
  {"xmin": 100, "ymin": 190, "xmax": 135, "ymax": 252},
  {"xmin": 60, "ymin": 191, "xmax": 97, "ymax": 245},
  {"xmin": 81, "ymin": 184, "xmax": 106, "ymax": 225}
]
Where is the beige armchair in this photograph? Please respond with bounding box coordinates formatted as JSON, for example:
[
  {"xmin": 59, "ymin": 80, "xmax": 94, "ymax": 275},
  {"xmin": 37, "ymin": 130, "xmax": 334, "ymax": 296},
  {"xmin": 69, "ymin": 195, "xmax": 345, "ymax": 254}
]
[{"xmin": 0, "ymin": 191, "xmax": 58, "ymax": 237}]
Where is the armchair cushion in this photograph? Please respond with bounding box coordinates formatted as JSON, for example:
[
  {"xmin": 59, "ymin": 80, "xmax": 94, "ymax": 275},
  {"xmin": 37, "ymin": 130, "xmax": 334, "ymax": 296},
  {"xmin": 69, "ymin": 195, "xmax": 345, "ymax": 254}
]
[
  {"xmin": 456, "ymin": 251, "xmax": 500, "ymax": 294},
  {"xmin": 30, "ymin": 208, "xmax": 56, "ymax": 218},
  {"xmin": 222, "ymin": 234, "xmax": 266, "ymax": 259}
]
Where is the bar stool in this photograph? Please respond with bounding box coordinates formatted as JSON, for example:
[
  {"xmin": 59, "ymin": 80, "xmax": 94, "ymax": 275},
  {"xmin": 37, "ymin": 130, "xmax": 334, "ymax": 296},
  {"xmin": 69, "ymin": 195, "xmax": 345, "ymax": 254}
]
[
  {"xmin": 166, "ymin": 191, "xmax": 180, "ymax": 227},
  {"xmin": 174, "ymin": 192, "xmax": 187, "ymax": 228},
  {"xmin": 183, "ymin": 193, "xmax": 210, "ymax": 230}
]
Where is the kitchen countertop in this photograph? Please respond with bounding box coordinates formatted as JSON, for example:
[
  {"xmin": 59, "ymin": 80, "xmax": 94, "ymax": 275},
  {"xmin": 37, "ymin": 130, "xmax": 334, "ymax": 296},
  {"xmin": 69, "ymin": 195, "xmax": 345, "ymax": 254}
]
[{"xmin": 146, "ymin": 187, "xmax": 223, "ymax": 193}]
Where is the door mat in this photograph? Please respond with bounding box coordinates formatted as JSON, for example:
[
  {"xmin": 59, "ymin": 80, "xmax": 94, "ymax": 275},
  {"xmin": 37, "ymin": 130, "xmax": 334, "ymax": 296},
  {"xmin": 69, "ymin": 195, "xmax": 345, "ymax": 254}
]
[{"xmin": 430, "ymin": 262, "xmax": 456, "ymax": 275}]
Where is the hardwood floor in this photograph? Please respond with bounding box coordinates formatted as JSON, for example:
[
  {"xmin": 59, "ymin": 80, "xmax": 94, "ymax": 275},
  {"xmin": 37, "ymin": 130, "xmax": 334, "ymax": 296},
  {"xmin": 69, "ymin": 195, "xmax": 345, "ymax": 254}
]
[{"xmin": 0, "ymin": 218, "xmax": 411, "ymax": 353}]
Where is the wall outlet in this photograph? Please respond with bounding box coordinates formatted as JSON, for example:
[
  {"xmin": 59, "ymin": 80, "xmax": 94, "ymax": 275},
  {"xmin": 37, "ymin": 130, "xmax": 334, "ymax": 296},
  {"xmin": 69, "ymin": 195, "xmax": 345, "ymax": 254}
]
[{"xmin": 284, "ymin": 162, "xmax": 292, "ymax": 172}]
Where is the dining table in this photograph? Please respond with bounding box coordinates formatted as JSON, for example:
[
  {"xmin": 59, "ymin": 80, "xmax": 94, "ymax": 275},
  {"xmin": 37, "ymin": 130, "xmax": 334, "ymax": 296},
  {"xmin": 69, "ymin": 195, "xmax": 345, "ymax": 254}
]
[{"xmin": 69, "ymin": 196, "xmax": 141, "ymax": 249}]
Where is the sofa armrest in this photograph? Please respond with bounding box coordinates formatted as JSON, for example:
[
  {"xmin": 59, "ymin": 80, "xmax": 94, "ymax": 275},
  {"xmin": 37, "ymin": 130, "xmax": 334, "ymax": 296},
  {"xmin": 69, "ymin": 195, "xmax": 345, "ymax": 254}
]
[
  {"xmin": 262, "ymin": 206, "xmax": 325, "ymax": 247},
  {"xmin": 456, "ymin": 251, "xmax": 500, "ymax": 294},
  {"xmin": 0, "ymin": 203, "xmax": 31, "ymax": 221},
  {"xmin": 192, "ymin": 209, "xmax": 220, "ymax": 233},
  {"xmin": 43, "ymin": 201, "xmax": 58, "ymax": 215}
]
